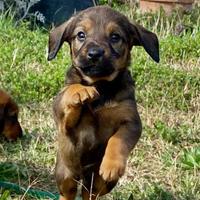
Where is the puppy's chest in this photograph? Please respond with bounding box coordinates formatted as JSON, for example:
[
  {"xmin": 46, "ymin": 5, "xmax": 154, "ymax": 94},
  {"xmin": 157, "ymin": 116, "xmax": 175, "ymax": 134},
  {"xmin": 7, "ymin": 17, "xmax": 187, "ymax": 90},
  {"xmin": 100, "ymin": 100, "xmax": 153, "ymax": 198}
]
[
  {"xmin": 75, "ymin": 72, "xmax": 133, "ymax": 146},
  {"xmin": 76, "ymin": 99, "xmax": 120, "ymax": 153},
  {"xmin": 91, "ymin": 79, "xmax": 121, "ymax": 109},
  {"xmin": 80, "ymin": 79, "xmax": 129, "ymax": 134}
]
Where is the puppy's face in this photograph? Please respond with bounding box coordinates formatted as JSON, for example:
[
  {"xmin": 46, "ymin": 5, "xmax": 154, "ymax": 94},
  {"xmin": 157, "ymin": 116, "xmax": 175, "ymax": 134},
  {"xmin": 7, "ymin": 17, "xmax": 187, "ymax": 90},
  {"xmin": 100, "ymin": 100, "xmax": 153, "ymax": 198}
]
[
  {"xmin": 48, "ymin": 6, "xmax": 159, "ymax": 83},
  {"xmin": 0, "ymin": 90, "xmax": 22, "ymax": 141},
  {"xmin": 69, "ymin": 14, "xmax": 131, "ymax": 83}
]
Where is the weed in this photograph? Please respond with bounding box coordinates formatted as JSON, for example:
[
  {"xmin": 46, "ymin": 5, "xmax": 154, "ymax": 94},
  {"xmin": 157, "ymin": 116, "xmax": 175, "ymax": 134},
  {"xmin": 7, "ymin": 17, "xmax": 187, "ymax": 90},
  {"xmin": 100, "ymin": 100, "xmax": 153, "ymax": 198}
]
[
  {"xmin": 0, "ymin": 190, "xmax": 11, "ymax": 200},
  {"xmin": 180, "ymin": 147, "xmax": 200, "ymax": 170}
]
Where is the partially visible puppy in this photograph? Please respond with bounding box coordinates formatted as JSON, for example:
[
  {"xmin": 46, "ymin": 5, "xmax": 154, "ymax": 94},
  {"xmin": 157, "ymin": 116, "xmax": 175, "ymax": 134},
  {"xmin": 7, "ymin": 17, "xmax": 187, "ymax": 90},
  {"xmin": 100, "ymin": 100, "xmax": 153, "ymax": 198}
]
[{"xmin": 0, "ymin": 89, "xmax": 22, "ymax": 141}]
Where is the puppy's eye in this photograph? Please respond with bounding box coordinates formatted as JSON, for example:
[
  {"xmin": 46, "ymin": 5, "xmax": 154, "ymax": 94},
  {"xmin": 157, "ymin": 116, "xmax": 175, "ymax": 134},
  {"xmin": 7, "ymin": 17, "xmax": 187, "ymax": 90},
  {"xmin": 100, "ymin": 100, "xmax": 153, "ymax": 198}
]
[
  {"xmin": 77, "ymin": 31, "xmax": 86, "ymax": 41},
  {"xmin": 110, "ymin": 33, "xmax": 121, "ymax": 43}
]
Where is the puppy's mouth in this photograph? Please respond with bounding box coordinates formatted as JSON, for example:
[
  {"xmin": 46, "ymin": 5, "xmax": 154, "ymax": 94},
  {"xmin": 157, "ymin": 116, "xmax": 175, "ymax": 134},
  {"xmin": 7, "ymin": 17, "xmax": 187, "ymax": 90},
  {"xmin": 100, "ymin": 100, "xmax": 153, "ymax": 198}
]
[
  {"xmin": 80, "ymin": 64, "xmax": 115, "ymax": 78},
  {"xmin": 75, "ymin": 56, "xmax": 115, "ymax": 78}
]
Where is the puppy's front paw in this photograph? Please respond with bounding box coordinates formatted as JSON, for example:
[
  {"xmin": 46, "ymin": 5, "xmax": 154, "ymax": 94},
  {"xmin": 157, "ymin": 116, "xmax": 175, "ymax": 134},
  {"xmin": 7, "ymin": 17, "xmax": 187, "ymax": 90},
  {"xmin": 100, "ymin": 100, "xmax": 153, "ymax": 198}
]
[
  {"xmin": 99, "ymin": 157, "xmax": 126, "ymax": 182},
  {"xmin": 64, "ymin": 84, "xmax": 99, "ymax": 106}
]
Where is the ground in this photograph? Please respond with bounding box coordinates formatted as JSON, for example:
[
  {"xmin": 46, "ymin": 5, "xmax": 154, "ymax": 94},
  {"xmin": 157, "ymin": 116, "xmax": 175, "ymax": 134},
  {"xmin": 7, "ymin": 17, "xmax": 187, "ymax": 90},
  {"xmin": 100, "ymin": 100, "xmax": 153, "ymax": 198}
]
[{"xmin": 0, "ymin": 3, "xmax": 200, "ymax": 200}]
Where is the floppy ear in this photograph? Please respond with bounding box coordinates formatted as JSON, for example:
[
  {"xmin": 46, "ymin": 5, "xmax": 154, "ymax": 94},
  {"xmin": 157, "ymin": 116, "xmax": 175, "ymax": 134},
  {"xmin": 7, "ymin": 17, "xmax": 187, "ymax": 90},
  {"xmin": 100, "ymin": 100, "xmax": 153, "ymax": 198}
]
[
  {"xmin": 130, "ymin": 24, "xmax": 160, "ymax": 63},
  {"xmin": 48, "ymin": 17, "xmax": 76, "ymax": 61}
]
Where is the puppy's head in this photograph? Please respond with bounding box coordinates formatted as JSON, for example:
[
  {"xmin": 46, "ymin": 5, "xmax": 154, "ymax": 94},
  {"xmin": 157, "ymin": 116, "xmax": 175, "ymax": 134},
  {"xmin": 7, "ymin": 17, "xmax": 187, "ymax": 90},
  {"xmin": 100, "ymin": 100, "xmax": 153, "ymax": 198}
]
[
  {"xmin": 48, "ymin": 6, "xmax": 159, "ymax": 83},
  {"xmin": 0, "ymin": 90, "xmax": 22, "ymax": 141}
]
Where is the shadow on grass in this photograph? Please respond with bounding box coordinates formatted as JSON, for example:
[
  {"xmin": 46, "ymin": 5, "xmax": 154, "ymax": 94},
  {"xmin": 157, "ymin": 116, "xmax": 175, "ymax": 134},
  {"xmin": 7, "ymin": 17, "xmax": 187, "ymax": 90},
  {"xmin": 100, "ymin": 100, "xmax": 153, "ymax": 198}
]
[
  {"xmin": 144, "ymin": 185, "xmax": 175, "ymax": 200},
  {"xmin": 0, "ymin": 133, "xmax": 57, "ymax": 194},
  {"xmin": 128, "ymin": 184, "xmax": 197, "ymax": 200},
  {"xmin": 112, "ymin": 182, "xmax": 199, "ymax": 200},
  {"xmin": 0, "ymin": 160, "xmax": 57, "ymax": 193}
]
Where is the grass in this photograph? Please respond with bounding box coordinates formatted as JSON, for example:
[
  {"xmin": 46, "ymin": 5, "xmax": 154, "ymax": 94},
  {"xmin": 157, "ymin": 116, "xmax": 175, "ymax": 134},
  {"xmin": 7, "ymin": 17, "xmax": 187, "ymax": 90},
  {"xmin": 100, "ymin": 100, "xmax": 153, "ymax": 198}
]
[{"xmin": 0, "ymin": 4, "xmax": 200, "ymax": 200}]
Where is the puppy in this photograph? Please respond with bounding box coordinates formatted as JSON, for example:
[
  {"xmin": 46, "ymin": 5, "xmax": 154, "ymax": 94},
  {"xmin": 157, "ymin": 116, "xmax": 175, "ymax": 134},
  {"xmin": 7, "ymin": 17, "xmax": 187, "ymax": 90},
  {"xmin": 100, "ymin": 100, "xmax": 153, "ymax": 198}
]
[
  {"xmin": 0, "ymin": 89, "xmax": 22, "ymax": 141},
  {"xmin": 48, "ymin": 6, "xmax": 159, "ymax": 200}
]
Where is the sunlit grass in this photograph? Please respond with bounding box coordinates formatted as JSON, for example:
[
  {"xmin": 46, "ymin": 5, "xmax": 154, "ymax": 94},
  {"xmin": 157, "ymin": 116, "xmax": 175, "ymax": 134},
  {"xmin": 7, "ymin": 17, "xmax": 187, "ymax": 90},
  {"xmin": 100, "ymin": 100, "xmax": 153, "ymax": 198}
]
[{"xmin": 0, "ymin": 3, "xmax": 200, "ymax": 200}]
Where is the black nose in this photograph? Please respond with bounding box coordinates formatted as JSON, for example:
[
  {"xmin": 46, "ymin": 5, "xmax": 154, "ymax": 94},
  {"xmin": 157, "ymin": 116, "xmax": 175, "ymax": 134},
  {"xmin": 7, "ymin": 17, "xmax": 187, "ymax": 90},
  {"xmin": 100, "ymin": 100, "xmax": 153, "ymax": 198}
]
[{"xmin": 87, "ymin": 47, "xmax": 105, "ymax": 62}]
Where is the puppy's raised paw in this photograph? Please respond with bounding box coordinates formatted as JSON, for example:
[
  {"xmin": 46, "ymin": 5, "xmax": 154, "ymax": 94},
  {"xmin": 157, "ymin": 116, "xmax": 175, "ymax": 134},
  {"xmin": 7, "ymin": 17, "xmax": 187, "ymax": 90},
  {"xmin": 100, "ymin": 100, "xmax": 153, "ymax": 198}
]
[
  {"xmin": 64, "ymin": 84, "xmax": 99, "ymax": 106},
  {"xmin": 99, "ymin": 157, "xmax": 126, "ymax": 182}
]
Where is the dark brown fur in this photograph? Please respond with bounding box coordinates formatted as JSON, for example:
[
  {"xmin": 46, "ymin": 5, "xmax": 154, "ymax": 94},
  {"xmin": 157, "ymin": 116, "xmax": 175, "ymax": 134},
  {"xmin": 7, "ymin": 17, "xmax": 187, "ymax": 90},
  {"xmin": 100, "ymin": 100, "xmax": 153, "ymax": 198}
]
[
  {"xmin": 48, "ymin": 6, "xmax": 159, "ymax": 200},
  {"xmin": 0, "ymin": 89, "xmax": 22, "ymax": 141}
]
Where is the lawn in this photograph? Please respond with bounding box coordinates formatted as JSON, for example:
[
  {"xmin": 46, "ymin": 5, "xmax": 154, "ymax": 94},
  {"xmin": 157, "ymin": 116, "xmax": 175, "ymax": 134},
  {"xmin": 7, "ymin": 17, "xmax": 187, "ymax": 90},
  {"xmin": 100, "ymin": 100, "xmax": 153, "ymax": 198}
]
[{"xmin": 0, "ymin": 3, "xmax": 200, "ymax": 200}]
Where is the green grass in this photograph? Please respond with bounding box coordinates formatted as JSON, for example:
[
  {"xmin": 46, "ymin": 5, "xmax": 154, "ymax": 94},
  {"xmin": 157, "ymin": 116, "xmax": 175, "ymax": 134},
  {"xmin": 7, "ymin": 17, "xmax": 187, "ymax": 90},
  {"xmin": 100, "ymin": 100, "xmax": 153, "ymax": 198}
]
[{"xmin": 0, "ymin": 4, "xmax": 200, "ymax": 200}]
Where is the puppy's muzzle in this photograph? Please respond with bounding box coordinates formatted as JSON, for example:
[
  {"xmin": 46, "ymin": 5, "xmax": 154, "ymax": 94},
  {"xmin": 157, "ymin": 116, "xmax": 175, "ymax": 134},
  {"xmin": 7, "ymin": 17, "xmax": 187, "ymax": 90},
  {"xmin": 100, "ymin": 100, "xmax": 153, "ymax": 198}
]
[
  {"xmin": 78, "ymin": 45, "xmax": 115, "ymax": 78},
  {"xmin": 87, "ymin": 47, "xmax": 105, "ymax": 63}
]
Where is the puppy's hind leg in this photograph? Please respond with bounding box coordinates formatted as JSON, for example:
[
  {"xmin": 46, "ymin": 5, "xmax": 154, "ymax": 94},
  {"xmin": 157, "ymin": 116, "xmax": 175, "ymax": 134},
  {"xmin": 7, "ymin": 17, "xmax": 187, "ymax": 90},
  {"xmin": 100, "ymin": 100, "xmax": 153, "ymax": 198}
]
[
  {"xmin": 56, "ymin": 156, "xmax": 80, "ymax": 200},
  {"xmin": 82, "ymin": 171, "xmax": 117, "ymax": 200},
  {"xmin": 58, "ymin": 178, "xmax": 78, "ymax": 200}
]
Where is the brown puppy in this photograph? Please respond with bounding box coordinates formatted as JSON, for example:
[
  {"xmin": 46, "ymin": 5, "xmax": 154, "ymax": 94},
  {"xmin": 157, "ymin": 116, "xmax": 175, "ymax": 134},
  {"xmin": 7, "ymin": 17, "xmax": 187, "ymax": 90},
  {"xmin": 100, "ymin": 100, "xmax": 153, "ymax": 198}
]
[
  {"xmin": 0, "ymin": 89, "xmax": 22, "ymax": 141},
  {"xmin": 48, "ymin": 6, "xmax": 159, "ymax": 200}
]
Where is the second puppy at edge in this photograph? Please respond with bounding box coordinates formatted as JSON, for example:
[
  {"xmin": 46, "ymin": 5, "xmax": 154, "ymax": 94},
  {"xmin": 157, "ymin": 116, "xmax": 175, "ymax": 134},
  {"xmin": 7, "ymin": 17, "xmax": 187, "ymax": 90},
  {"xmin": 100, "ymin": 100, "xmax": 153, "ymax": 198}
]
[
  {"xmin": 48, "ymin": 6, "xmax": 159, "ymax": 200},
  {"xmin": 0, "ymin": 89, "xmax": 22, "ymax": 141}
]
